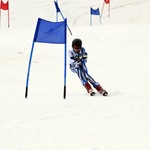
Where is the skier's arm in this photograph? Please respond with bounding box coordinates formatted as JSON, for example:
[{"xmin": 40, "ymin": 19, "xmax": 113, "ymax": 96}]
[
  {"xmin": 68, "ymin": 51, "xmax": 80, "ymax": 68},
  {"xmin": 79, "ymin": 48, "xmax": 87, "ymax": 63}
]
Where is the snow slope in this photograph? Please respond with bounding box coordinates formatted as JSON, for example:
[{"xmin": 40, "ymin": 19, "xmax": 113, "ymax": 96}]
[{"xmin": 0, "ymin": 0, "xmax": 150, "ymax": 150}]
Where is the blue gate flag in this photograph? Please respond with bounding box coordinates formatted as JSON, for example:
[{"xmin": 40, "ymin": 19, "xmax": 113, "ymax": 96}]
[
  {"xmin": 34, "ymin": 18, "xmax": 66, "ymax": 44},
  {"xmin": 90, "ymin": 7, "xmax": 100, "ymax": 15},
  {"xmin": 25, "ymin": 18, "xmax": 67, "ymax": 99},
  {"xmin": 90, "ymin": 7, "xmax": 102, "ymax": 26}
]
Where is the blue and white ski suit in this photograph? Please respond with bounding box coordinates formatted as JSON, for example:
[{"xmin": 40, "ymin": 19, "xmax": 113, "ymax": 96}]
[{"xmin": 68, "ymin": 47, "xmax": 100, "ymax": 87}]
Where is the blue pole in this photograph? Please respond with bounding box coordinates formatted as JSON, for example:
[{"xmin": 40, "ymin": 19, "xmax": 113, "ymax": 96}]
[
  {"xmin": 59, "ymin": 11, "xmax": 72, "ymax": 35},
  {"xmin": 25, "ymin": 18, "xmax": 41, "ymax": 98},
  {"xmin": 56, "ymin": 0, "xmax": 58, "ymax": 21},
  {"xmin": 90, "ymin": 8, "xmax": 92, "ymax": 26},
  {"xmin": 63, "ymin": 19, "xmax": 67, "ymax": 99},
  {"xmin": 90, "ymin": 14, "xmax": 92, "ymax": 26},
  {"xmin": 25, "ymin": 41, "xmax": 35, "ymax": 98},
  {"xmin": 99, "ymin": 15, "xmax": 102, "ymax": 25}
]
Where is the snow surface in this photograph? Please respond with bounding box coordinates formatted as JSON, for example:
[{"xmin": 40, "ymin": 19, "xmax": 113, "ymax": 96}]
[{"xmin": 0, "ymin": 0, "xmax": 150, "ymax": 150}]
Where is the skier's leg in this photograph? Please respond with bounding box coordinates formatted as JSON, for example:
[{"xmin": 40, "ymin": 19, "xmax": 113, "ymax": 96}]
[
  {"xmin": 81, "ymin": 63, "xmax": 98, "ymax": 85},
  {"xmin": 94, "ymin": 84, "xmax": 108, "ymax": 96},
  {"xmin": 81, "ymin": 64, "xmax": 108, "ymax": 96},
  {"xmin": 71, "ymin": 68, "xmax": 94, "ymax": 94}
]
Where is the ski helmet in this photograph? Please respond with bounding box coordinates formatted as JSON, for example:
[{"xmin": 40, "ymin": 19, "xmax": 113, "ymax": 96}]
[{"xmin": 72, "ymin": 38, "xmax": 82, "ymax": 47}]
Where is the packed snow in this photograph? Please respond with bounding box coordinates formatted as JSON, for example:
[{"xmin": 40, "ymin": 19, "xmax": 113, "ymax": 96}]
[{"xmin": 0, "ymin": 0, "xmax": 150, "ymax": 150}]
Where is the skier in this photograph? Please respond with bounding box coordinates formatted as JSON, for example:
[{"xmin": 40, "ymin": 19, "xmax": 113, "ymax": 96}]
[{"xmin": 68, "ymin": 38, "xmax": 108, "ymax": 96}]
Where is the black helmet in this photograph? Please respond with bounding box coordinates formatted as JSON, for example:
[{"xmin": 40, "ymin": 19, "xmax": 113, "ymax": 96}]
[{"xmin": 72, "ymin": 38, "xmax": 82, "ymax": 47}]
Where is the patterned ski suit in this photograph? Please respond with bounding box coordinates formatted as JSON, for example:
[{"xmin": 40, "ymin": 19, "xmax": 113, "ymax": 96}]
[{"xmin": 68, "ymin": 47, "xmax": 100, "ymax": 87}]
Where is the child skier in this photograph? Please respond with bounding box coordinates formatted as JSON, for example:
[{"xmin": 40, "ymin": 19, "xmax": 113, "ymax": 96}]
[{"xmin": 68, "ymin": 38, "xmax": 108, "ymax": 96}]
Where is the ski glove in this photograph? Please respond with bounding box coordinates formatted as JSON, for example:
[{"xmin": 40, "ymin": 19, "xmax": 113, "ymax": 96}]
[
  {"xmin": 79, "ymin": 51, "xmax": 87, "ymax": 60},
  {"xmin": 74, "ymin": 52, "xmax": 87, "ymax": 62},
  {"xmin": 74, "ymin": 55, "xmax": 79, "ymax": 61}
]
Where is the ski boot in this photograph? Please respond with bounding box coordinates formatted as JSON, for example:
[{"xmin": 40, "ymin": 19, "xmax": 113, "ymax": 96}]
[
  {"xmin": 95, "ymin": 85, "xmax": 108, "ymax": 96},
  {"xmin": 84, "ymin": 82, "xmax": 95, "ymax": 96}
]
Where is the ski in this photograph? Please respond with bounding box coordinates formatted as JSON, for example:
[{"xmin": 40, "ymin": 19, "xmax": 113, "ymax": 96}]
[
  {"xmin": 98, "ymin": 89, "xmax": 108, "ymax": 96},
  {"xmin": 102, "ymin": 91, "xmax": 108, "ymax": 96},
  {"xmin": 89, "ymin": 91, "xmax": 108, "ymax": 96},
  {"xmin": 90, "ymin": 91, "xmax": 96, "ymax": 96}
]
